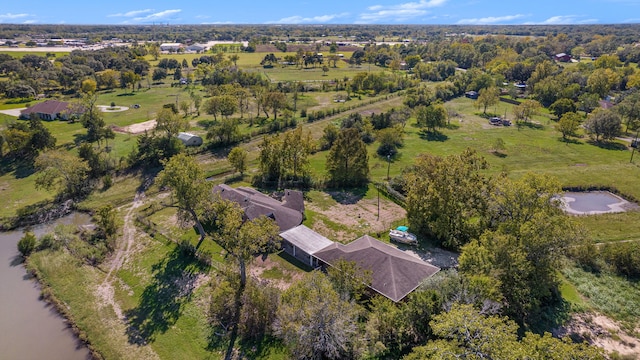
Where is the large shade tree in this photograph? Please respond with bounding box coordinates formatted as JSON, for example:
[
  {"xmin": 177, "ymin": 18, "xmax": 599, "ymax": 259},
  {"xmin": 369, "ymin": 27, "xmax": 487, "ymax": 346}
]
[{"xmin": 326, "ymin": 128, "xmax": 369, "ymax": 187}]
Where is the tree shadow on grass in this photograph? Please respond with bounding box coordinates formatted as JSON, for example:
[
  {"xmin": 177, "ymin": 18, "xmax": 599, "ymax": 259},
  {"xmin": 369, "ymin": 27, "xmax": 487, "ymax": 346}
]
[
  {"xmin": 587, "ymin": 140, "xmax": 628, "ymax": 151},
  {"xmin": 117, "ymin": 93, "xmax": 136, "ymax": 97},
  {"xmin": 327, "ymin": 186, "xmax": 368, "ymax": 205},
  {"xmin": 557, "ymin": 137, "xmax": 583, "ymax": 145},
  {"xmin": 515, "ymin": 121, "xmax": 544, "ymax": 130},
  {"xmin": 125, "ymin": 246, "xmax": 210, "ymax": 345},
  {"xmin": 418, "ymin": 130, "xmax": 448, "ymax": 142}
]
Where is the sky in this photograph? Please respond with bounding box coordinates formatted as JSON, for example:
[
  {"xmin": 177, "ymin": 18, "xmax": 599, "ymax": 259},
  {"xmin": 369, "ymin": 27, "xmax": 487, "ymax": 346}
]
[{"xmin": 1, "ymin": 0, "xmax": 640, "ymax": 25}]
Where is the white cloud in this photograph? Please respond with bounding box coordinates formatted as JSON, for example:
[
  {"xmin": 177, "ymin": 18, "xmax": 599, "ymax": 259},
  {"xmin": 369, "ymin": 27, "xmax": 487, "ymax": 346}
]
[
  {"xmin": 0, "ymin": 13, "xmax": 30, "ymax": 20},
  {"xmin": 525, "ymin": 15, "xmax": 598, "ymax": 25},
  {"xmin": 358, "ymin": 0, "xmax": 448, "ymax": 23},
  {"xmin": 268, "ymin": 13, "xmax": 349, "ymax": 24},
  {"xmin": 108, "ymin": 9, "xmax": 154, "ymax": 18},
  {"xmin": 23, "ymin": 19, "xmax": 37, "ymax": 24},
  {"xmin": 457, "ymin": 14, "xmax": 525, "ymax": 25},
  {"xmin": 119, "ymin": 9, "xmax": 182, "ymax": 23}
]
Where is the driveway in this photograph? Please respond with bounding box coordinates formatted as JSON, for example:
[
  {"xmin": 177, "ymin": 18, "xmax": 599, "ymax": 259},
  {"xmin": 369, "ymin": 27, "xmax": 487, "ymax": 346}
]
[{"xmin": 0, "ymin": 108, "xmax": 26, "ymax": 117}]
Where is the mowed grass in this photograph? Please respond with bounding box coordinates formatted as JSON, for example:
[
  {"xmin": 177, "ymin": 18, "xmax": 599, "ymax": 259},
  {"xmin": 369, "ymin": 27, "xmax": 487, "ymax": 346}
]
[
  {"xmin": 307, "ymin": 95, "xmax": 640, "ymax": 243},
  {"xmin": 0, "ymin": 50, "xmax": 69, "ymax": 59}
]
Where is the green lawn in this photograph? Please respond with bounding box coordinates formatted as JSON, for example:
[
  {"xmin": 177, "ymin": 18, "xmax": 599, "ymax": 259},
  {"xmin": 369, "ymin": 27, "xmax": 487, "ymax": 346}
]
[{"xmin": 0, "ymin": 50, "xmax": 69, "ymax": 59}]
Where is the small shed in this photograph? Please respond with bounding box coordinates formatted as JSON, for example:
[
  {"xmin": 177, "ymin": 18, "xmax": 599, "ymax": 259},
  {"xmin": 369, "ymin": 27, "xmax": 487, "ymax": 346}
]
[
  {"xmin": 279, "ymin": 225, "xmax": 334, "ymax": 267},
  {"xmin": 177, "ymin": 132, "xmax": 203, "ymax": 147}
]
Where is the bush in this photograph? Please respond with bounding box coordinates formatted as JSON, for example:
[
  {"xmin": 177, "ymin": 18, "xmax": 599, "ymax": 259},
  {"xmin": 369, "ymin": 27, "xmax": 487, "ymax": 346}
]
[
  {"xmin": 18, "ymin": 232, "xmax": 37, "ymax": 257},
  {"xmin": 38, "ymin": 233, "xmax": 62, "ymax": 251}
]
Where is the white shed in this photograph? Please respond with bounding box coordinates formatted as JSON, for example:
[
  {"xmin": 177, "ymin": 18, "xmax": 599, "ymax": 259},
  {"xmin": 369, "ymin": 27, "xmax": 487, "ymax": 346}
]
[{"xmin": 177, "ymin": 132, "xmax": 203, "ymax": 147}]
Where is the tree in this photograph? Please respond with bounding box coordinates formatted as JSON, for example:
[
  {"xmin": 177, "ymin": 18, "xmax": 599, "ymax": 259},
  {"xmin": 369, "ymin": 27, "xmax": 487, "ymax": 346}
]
[
  {"xmin": 152, "ymin": 68, "xmax": 167, "ymax": 81},
  {"xmin": 179, "ymin": 100, "xmax": 190, "ymax": 117},
  {"xmin": 209, "ymin": 198, "xmax": 280, "ymax": 359},
  {"xmin": 120, "ymin": 70, "xmax": 139, "ymax": 92},
  {"xmin": 327, "ymin": 259, "xmax": 372, "ymax": 302},
  {"xmin": 460, "ymin": 173, "xmax": 584, "ymax": 324},
  {"xmin": 207, "ymin": 118, "xmax": 240, "ymax": 146},
  {"xmin": 556, "ymin": 112, "xmax": 582, "ymax": 140},
  {"xmin": 549, "ymin": 98, "xmax": 577, "ymax": 118},
  {"xmin": 274, "ymin": 271, "xmax": 360, "ymax": 360},
  {"xmin": 156, "ymin": 107, "xmax": 188, "ymax": 138},
  {"xmin": 18, "ymin": 231, "xmax": 37, "ymax": 257},
  {"xmin": 80, "ymin": 78, "xmax": 97, "ymax": 94},
  {"xmin": 148, "ymin": 42, "xmax": 160, "ymax": 60},
  {"xmin": 326, "ymin": 128, "xmax": 369, "ymax": 187},
  {"xmin": 376, "ymin": 126, "xmax": 403, "ymax": 157},
  {"xmin": 94, "ymin": 204, "xmax": 118, "ymax": 240},
  {"xmin": 513, "ymin": 99, "xmax": 541, "ymax": 123},
  {"xmin": 156, "ymin": 153, "xmax": 211, "ymax": 244},
  {"xmin": 264, "ymin": 91, "xmax": 287, "ymax": 121},
  {"xmin": 95, "ymin": 69, "xmax": 119, "ymax": 90},
  {"xmin": 405, "ymin": 149, "xmax": 490, "ymax": 249},
  {"xmin": 260, "ymin": 53, "xmax": 278, "ymax": 67},
  {"xmin": 584, "ymin": 108, "xmax": 622, "ymax": 142},
  {"xmin": 587, "ymin": 68, "xmax": 620, "ymax": 98},
  {"xmin": 492, "ymin": 137, "xmax": 506, "ymax": 154},
  {"xmin": 404, "ymin": 303, "xmax": 604, "ymax": 360},
  {"xmin": 415, "ymin": 104, "xmax": 447, "ymax": 133},
  {"xmin": 474, "ymin": 86, "xmax": 500, "ymax": 115},
  {"xmin": 227, "ymin": 147, "xmax": 247, "ymax": 176},
  {"xmin": 35, "ymin": 150, "xmax": 90, "ymax": 198},
  {"xmin": 80, "ymin": 92, "xmax": 109, "ymax": 147},
  {"xmin": 615, "ymin": 91, "xmax": 640, "ymax": 131}
]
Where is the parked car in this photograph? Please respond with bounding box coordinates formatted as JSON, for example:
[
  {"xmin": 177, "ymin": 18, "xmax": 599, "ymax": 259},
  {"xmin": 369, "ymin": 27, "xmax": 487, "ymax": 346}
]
[{"xmin": 489, "ymin": 117, "xmax": 503, "ymax": 126}]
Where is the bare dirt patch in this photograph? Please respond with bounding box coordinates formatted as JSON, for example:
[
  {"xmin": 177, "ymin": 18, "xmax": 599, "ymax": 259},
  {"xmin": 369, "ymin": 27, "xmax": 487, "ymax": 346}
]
[
  {"xmin": 306, "ymin": 191, "xmax": 406, "ymax": 242},
  {"xmin": 556, "ymin": 313, "xmax": 640, "ymax": 358},
  {"xmin": 249, "ymin": 255, "xmax": 304, "ymax": 290},
  {"xmin": 113, "ymin": 119, "xmax": 157, "ymax": 134}
]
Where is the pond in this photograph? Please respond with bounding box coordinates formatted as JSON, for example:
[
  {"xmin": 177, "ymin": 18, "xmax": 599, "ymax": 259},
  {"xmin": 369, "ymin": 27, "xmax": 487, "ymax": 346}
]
[
  {"xmin": 561, "ymin": 191, "xmax": 630, "ymax": 215},
  {"xmin": 0, "ymin": 213, "xmax": 91, "ymax": 360}
]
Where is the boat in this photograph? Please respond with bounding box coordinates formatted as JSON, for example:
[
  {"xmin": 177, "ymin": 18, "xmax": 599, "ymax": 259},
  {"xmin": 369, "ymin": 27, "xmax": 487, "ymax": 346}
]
[{"xmin": 389, "ymin": 228, "xmax": 418, "ymax": 245}]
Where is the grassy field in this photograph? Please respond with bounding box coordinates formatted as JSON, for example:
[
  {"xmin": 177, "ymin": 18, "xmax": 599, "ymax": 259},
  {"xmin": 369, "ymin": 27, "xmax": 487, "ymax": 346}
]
[{"xmin": 0, "ymin": 50, "xmax": 69, "ymax": 59}]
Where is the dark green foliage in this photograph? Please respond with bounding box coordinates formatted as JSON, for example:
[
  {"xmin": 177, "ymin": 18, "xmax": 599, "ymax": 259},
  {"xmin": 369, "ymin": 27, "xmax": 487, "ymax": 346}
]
[
  {"xmin": 326, "ymin": 128, "xmax": 369, "ymax": 188},
  {"xmin": 18, "ymin": 231, "xmax": 37, "ymax": 257},
  {"xmin": 600, "ymin": 242, "xmax": 640, "ymax": 279},
  {"xmin": 405, "ymin": 149, "xmax": 490, "ymax": 249},
  {"xmin": 129, "ymin": 131, "xmax": 183, "ymax": 168}
]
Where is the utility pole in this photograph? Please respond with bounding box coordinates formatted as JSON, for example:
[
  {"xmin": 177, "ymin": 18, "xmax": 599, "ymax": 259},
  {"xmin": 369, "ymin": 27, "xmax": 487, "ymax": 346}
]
[{"xmin": 386, "ymin": 154, "xmax": 391, "ymax": 180}]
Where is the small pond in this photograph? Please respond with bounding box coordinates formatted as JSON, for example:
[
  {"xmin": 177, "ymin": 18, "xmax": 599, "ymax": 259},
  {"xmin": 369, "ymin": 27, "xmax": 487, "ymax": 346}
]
[
  {"xmin": 0, "ymin": 212, "xmax": 91, "ymax": 360},
  {"xmin": 561, "ymin": 191, "xmax": 630, "ymax": 215}
]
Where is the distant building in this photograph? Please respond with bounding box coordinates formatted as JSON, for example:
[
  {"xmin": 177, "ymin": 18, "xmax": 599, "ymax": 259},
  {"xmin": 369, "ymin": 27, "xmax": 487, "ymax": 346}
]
[
  {"xmin": 185, "ymin": 43, "xmax": 207, "ymax": 52},
  {"xmin": 20, "ymin": 100, "xmax": 84, "ymax": 121},
  {"xmin": 554, "ymin": 53, "xmax": 572, "ymax": 62},
  {"xmin": 160, "ymin": 43, "xmax": 182, "ymax": 51},
  {"xmin": 176, "ymin": 132, "xmax": 203, "ymax": 147}
]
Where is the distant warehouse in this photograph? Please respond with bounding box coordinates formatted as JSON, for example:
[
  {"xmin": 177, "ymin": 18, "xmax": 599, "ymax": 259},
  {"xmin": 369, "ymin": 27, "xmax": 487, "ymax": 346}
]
[{"xmin": 177, "ymin": 132, "xmax": 203, "ymax": 147}]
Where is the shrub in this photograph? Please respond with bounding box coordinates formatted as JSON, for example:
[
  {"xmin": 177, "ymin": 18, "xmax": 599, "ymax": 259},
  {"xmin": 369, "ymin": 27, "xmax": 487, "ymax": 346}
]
[
  {"xmin": 38, "ymin": 233, "xmax": 62, "ymax": 251},
  {"xmin": 18, "ymin": 232, "xmax": 37, "ymax": 257}
]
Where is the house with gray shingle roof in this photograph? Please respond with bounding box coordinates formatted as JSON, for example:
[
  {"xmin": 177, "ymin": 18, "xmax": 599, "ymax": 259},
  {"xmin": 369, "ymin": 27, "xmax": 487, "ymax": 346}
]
[{"xmin": 314, "ymin": 235, "xmax": 440, "ymax": 302}]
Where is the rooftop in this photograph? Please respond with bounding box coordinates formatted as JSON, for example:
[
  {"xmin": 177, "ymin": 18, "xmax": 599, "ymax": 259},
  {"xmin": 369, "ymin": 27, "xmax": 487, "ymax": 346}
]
[{"xmin": 314, "ymin": 235, "xmax": 440, "ymax": 302}]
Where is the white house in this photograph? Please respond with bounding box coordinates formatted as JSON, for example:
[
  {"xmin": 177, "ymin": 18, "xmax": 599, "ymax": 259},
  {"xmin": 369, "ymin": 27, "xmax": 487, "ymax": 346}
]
[
  {"xmin": 160, "ymin": 43, "xmax": 182, "ymax": 51},
  {"xmin": 177, "ymin": 132, "xmax": 203, "ymax": 147}
]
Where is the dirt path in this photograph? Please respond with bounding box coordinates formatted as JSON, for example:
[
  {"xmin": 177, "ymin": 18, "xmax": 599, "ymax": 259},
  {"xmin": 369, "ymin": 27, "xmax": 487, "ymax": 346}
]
[
  {"xmin": 94, "ymin": 192, "xmax": 160, "ymax": 359},
  {"xmin": 557, "ymin": 313, "xmax": 640, "ymax": 358}
]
